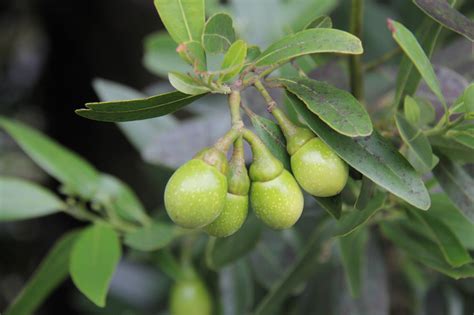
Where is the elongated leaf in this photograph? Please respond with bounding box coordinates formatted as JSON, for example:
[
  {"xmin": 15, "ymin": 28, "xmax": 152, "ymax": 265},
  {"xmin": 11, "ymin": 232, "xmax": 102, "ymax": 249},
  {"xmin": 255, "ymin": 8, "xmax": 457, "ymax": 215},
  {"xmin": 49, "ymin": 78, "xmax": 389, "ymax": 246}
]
[
  {"xmin": 4, "ymin": 230, "xmax": 81, "ymax": 315},
  {"xmin": 413, "ymin": 0, "xmax": 474, "ymax": 41},
  {"xmin": 168, "ymin": 72, "xmax": 211, "ymax": 95},
  {"xmin": 303, "ymin": 15, "xmax": 333, "ymax": 30},
  {"xmin": 202, "ymin": 13, "xmax": 235, "ymax": 53},
  {"xmin": 0, "ymin": 177, "xmax": 64, "ymax": 221},
  {"xmin": 430, "ymin": 134, "xmax": 474, "ymax": 163},
  {"xmin": 404, "ymin": 95, "xmax": 421, "ymax": 126},
  {"xmin": 396, "ymin": 113, "xmax": 433, "ymax": 173},
  {"xmin": 433, "ymin": 156, "xmax": 474, "ymax": 223},
  {"xmin": 76, "ymin": 91, "xmax": 205, "ymax": 122},
  {"xmin": 388, "ymin": 19, "xmax": 446, "ymax": 107},
  {"xmin": 0, "ymin": 117, "xmax": 100, "ymax": 198},
  {"xmin": 355, "ymin": 176, "xmax": 375, "ymax": 211},
  {"xmin": 124, "ymin": 221, "xmax": 180, "ymax": 251},
  {"xmin": 255, "ymin": 28, "xmax": 363, "ymax": 67},
  {"xmin": 219, "ymin": 259, "xmax": 254, "ymax": 315},
  {"xmin": 70, "ymin": 224, "xmax": 121, "ymax": 307},
  {"xmin": 314, "ymin": 195, "xmax": 342, "ymax": 219},
  {"xmin": 286, "ymin": 94, "xmax": 431, "ymax": 210},
  {"xmin": 153, "ymin": 0, "xmax": 205, "ymax": 44},
  {"xmin": 407, "ymin": 209, "xmax": 471, "ymax": 267},
  {"xmin": 447, "ymin": 128, "xmax": 474, "ymax": 150},
  {"xmin": 464, "ymin": 83, "xmax": 474, "ymax": 113},
  {"xmin": 338, "ymin": 227, "xmax": 368, "ymax": 297},
  {"xmin": 176, "ymin": 40, "xmax": 207, "ymax": 71},
  {"xmin": 249, "ymin": 114, "xmax": 290, "ymax": 170},
  {"xmin": 278, "ymin": 77, "xmax": 373, "ymax": 137},
  {"xmin": 220, "ymin": 40, "xmax": 247, "ymax": 82},
  {"xmin": 246, "ymin": 46, "xmax": 262, "ymax": 62}
]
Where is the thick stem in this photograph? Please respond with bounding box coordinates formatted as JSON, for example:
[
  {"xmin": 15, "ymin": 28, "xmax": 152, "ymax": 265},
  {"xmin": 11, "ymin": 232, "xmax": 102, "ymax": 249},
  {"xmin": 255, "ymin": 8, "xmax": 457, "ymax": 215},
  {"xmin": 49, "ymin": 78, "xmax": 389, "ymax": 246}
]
[
  {"xmin": 349, "ymin": 0, "xmax": 364, "ymax": 101},
  {"xmin": 228, "ymin": 90, "xmax": 243, "ymax": 129},
  {"xmin": 214, "ymin": 128, "xmax": 241, "ymax": 153}
]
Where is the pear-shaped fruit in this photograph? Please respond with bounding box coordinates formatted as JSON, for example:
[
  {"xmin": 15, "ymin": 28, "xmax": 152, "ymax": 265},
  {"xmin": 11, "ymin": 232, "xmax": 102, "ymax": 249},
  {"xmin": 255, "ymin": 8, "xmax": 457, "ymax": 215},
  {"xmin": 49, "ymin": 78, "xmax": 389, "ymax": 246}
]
[
  {"xmin": 204, "ymin": 193, "xmax": 248, "ymax": 237},
  {"xmin": 170, "ymin": 277, "xmax": 212, "ymax": 315}
]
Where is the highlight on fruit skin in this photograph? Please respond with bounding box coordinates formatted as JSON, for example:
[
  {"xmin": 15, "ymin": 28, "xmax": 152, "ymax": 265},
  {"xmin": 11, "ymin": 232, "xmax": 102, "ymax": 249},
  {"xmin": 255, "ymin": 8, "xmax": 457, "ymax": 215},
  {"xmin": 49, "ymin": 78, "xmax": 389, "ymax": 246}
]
[{"xmin": 170, "ymin": 277, "xmax": 212, "ymax": 315}]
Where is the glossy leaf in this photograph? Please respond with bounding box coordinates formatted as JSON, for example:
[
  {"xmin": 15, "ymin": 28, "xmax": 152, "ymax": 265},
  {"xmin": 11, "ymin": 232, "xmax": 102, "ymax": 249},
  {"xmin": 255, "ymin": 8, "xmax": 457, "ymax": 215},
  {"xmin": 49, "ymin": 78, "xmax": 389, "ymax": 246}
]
[
  {"xmin": 76, "ymin": 91, "xmax": 205, "ymax": 122},
  {"xmin": 396, "ymin": 113, "xmax": 433, "ymax": 173},
  {"xmin": 202, "ymin": 13, "xmax": 235, "ymax": 53},
  {"xmin": 153, "ymin": 0, "xmax": 205, "ymax": 44},
  {"xmin": 0, "ymin": 117, "xmax": 100, "ymax": 198},
  {"xmin": 388, "ymin": 19, "xmax": 446, "ymax": 107},
  {"xmin": 277, "ymin": 77, "xmax": 373, "ymax": 137},
  {"xmin": 286, "ymin": 94, "xmax": 430, "ymax": 210},
  {"xmin": 4, "ymin": 230, "xmax": 81, "ymax": 315},
  {"xmin": 255, "ymin": 28, "xmax": 363, "ymax": 67},
  {"xmin": 168, "ymin": 72, "xmax": 211, "ymax": 95},
  {"xmin": 413, "ymin": 0, "xmax": 474, "ymax": 41},
  {"xmin": 433, "ymin": 156, "xmax": 474, "ymax": 223},
  {"xmin": 220, "ymin": 40, "xmax": 247, "ymax": 82},
  {"xmin": 70, "ymin": 224, "xmax": 121, "ymax": 307},
  {"xmin": 0, "ymin": 177, "xmax": 64, "ymax": 221},
  {"xmin": 303, "ymin": 15, "xmax": 333, "ymax": 30},
  {"xmin": 124, "ymin": 221, "xmax": 180, "ymax": 251}
]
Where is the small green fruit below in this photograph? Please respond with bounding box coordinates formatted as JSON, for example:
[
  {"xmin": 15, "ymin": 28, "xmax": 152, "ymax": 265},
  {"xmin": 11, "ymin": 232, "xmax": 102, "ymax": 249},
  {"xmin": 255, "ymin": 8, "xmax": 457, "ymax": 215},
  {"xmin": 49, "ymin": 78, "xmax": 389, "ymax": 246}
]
[
  {"xmin": 291, "ymin": 138, "xmax": 348, "ymax": 197},
  {"xmin": 170, "ymin": 278, "xmax": 212, "ymax": 315},
  {"xmin": 164, "ymin": 159, "xmax": 227, "ymax": 229},
  {"xmin": 204, "ymin": 193, "xmax": 248, "ymax": 237},
  {"xmin": 250, "ymin": 170, "xmax": 304, "ymax": 229}
]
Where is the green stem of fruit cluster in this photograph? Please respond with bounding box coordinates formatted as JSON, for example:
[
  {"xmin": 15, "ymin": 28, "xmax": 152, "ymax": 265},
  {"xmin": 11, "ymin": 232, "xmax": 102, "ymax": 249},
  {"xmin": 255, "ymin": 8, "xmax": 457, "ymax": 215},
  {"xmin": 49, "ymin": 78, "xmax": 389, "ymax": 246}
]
[
  {"xmin": 253, "ymin": 80, "xmax": 277, "ymax": 112},
  {"xmin": 228, "ymin": 90, "xmax": 243, "ymax": 129},
  {"xmin": 349, "ymin": 0, "xmax": 365, "ymax": 102},
  {"xmin": 214, "ymin": 128, "xmax": 241, "ymax": 153}
]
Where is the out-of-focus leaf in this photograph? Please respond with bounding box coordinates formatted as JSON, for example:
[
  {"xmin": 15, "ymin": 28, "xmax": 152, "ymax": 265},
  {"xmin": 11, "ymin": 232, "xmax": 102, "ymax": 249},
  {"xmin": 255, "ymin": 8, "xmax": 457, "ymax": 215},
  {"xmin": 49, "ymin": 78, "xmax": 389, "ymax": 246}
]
[
  {"xmin": 413, "ymin": 0, "xmax": 474, "ymax": 41},
  {"xmin": 303, "ymin": 15, "xmax": 333, "ymax": 30},
  {"xmin": 246, "ymin": 46, "xmax": 262, "ymax": 62},
  {"xmin": 4, "ymin": 230, "xmax": 81, "ymax": 315},
  {"xmin": 446, "ymin": 126, "xmax": 474, "ymax": 150},
  {"xmin": 314, "ymin": 194, "xmax": 342, "ymax": 220},
  {"xmin": 220, "ymin": 40, "xmax": 247, "ymax": 82},
  {"xmin": 433, "ymin": 156, "xmax": 474, "ymax": 223},
  {"xmin": 0, "ymin": 117, "xmax": 100, "ymax": 199},
  {"xmin": 153, "ymin": 0, "xmax": 205, "ymax": 44},
  {"xmin": 464, "ymin": 83, "xmax": 474, "ymax": 113},
  {"xmin": 404, "ymin": 95, "xmax": 421, "ymax": 126},
  {"xmin": 278, "ymin": 78, "xmax": 373, "ymax": 137},
  {"xmin": 430, "ymin": 135, "xmax": 474, "ymax": 163},
  {"xmin": 219, "ymin": 259, "xmax": 254, "ymax": 315},
  {"xmin": 355, "ymin": 176, "xmax": 375, "ymax": 211},
  {"xmin": 285, "ymin": 0, "xmax": 338, "ymax": 33},
  {"xmin": 70, "ymin": 224, "xmax": 121, "ymax": 307},
  {"xmin": 286, "ymin": 94, "xmax": 431, "ymax": 210},
  {"xmin": 124, "ymin": 221, "xmax": 180, "ymax": 251},
  {"xmin": 168, "ymin": 72, "xmax": 211, "ymax": 95},
  {"xmin": 176, "ymin": 40, "xmax": 207, "ymax": 71},
  {"xmin": 202, "ymin": 13, "xmax": 236, "ymax": 54}
]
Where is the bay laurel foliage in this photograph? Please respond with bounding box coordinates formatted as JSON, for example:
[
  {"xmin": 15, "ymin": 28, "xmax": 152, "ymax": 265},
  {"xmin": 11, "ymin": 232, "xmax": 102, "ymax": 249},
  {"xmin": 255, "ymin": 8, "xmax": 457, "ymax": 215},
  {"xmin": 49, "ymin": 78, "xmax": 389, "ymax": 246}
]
[{"xmin": 1, "ymin": 0, "xmax": 474, "ymax": 314}]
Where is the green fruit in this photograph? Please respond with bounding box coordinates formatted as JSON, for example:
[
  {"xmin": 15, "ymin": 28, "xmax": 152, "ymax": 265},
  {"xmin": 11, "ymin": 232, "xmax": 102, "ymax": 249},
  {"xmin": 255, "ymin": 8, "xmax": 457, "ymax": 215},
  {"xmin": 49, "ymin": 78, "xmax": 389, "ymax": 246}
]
[
  {"xmin": 204, "ymin": 193, "xmax": 248, "ymax": 237},
  {"xmin": 250, "ymin": 170, "xmax": 304, "ymax": 229},
  {"xmin": 164, "ymin": 158, "xmax": 227, "ymax": 229},
  {"xmin": 291, "ymin": 138, "xmax": 348, "ymax": 197},
  {"xmin": 170, "ymin": 278, "xmax": 212, "ymax": 315}
]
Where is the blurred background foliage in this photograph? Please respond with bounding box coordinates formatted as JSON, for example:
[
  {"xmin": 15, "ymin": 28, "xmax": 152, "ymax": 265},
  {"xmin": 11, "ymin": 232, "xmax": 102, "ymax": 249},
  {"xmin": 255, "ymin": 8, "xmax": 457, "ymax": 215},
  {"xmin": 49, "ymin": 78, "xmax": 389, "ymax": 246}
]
[{"xmin": 0, "ymin": 0, "xmax": 473, "ymax": 314}]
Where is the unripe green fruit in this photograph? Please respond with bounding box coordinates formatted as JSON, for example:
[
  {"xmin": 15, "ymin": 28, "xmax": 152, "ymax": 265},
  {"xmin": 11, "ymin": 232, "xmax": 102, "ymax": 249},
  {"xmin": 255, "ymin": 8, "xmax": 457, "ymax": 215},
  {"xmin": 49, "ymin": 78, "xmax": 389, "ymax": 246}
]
[
  {"xmin": 250, "ymin": 170, "xmax": 304, "ymax": 229},
  {"xmin": 164, "ymin": 159, "xmax": 227, "ymax": 229},
  {"xmin": 291, "ymin": 138, "xmax": 348, "ymax": 197},
  {"xmin": 170, "ymin": 278, "xmax": 212, "ymax": 315},
  {"xmin": 204, "ymin": 193, "xmax": 248, "ymax": 237}
]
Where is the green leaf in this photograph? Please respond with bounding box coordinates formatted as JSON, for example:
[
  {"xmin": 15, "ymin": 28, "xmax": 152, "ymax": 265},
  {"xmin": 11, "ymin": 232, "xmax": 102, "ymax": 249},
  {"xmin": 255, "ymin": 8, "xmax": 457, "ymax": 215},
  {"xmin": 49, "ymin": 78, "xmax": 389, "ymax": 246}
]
[
  {"xmin": 124, "ymin": 221, "xmax": 180, "ymax": 251},
  {"xmin": 202, "ymin": 13, "xmax": 236, "ymax": 53},
  {"xmin": 249, "ymin": 114, "xmax": 291, "ymax": 170},
  {"xmin": 333, "ymin": 191, "xmax": 386, "ymax": 237},
  {"xmin": 0, "ymin": 117, "xmax": 100, "ymax": 198},
  {"xmin": 430, "ymin": 135, "xmax": 474, "ymax": 163},
  {"xmin": 355, "ymin": 176, "xmax": 375, "ymax": 211},
  {"xmin": 70, "ymin": 224, "xmax": 121, "ymax": 307},
  {"xmin": 404, "ymin": 95, "xmax": 421, "ymax": 126},
  {"xmin": 314, "ymin": 195, "xmax": 342, "ymax": 219},
  {"xmin": 338, "ymin": 227, "xmax": 369, "ymax": 297},
  {"xmin": 407, "ymin": 209, "xmax": 471, "ymax": 267},
  {"xmin": 0, "ymin": 177, "xmax": 64, "ymax": 221},
  {"xmin": 303, "ymin": 15, "xmax": 333, "ymax": 30},
  {"xmin": 413, "ymin": 0, "xmax": 474, "ymax": 41},
  {"xmin": 94, "ymin": 174, "xmax": 150, "ymax": 226},
  {"xmin": 432, "ymin": 156, "xmax": 474, "ymax": 223},
  {"xmin": 76, "ymin": 91, "xmax": 205, "ymax": 122},
  {"xmin": 396, "ymin": 113, "xmax": 433, "ymax": 173},
  {"xmin": 220, "ymin": 39, "xmax": 247, "ymax": 82},
  {"xmin": 388, "ymin": 19, "xmax": 446, "ymax": 108},
  {"xmin": 246, "ymin": 46, "xmax": 262, "ymax": 62},
  {"xmin": 168, "ymin": 72, "xmax": 211, "ymax": 95},
  {"xmin": 255, "ymin": 28, "xmax": 363, "ymax": 67},
  {"xmin": 153, "ymin": 0, "xmax": 205, "ymax": 44},
  {"xmin": 206, "ymin": 214, "xmax": 262, "ymax": 270},
  {"xmin": 176, "ymin": 40, "xmax": 207, "ymax": 71},
  {"xmin": 278, "ymin": 78, "xmax": 373, "ymax": 137},
  {"xmin": 464, "ymin": 83, "xmax": 474, "ymax": 113},
  {"xmin": 446, "ymin": 128, "xmax": 474, "ymax": 150},
  {"xmin": 219, "ymin": 259, "xmax": 254, "ymax": 315},
  {"xmin": 4, "ymin": 230, "xmax": 81, "ymax": 315},
  {"xmin": 286, "ymin": 94, "xmax": 431, "ymax": 210},
  {"xmin": 143, "ymin": 31, "xmax": 192, "ymax": 77}
]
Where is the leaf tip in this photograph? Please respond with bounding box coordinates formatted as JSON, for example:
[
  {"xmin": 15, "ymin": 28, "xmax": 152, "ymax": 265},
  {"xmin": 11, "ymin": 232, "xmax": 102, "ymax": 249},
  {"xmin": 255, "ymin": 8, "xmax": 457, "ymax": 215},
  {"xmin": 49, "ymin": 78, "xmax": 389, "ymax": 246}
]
[{"xmin": 386, "ymin": 18, "xmax": 395, "ymax": 33}]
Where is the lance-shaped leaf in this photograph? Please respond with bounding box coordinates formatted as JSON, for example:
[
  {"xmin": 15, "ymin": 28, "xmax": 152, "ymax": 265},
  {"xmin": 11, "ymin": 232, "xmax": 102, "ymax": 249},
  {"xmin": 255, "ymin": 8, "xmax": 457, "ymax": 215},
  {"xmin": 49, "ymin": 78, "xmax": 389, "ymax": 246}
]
[
  {"xmin": 404, "ymin": 95, "xmax": 421, "ymax": 126},
  {"xmin": 303, "ymin": 15, "xmax": 333, "ymax": 30},
  {"xmin": 255, "ymin": 28, "xmax": 363, "ymax": 67},
  {"xmin": 314, "ymin": 195, "xmax": 342, "ymax": 220},
  {"xmin": 168, "ymin": 72, "xmax": 211, "ymax": 95},
  {"xmin": 0, "ymin": 117, "xmax": 100, "ymax": 198},
  {"xmin": 75, "ymin": 91, "xmax": 205, "ymax": 122},
  {"xmin": 124, "ymin": 221, "xmax": 181, "ymax": 252},
  {"xmin": 0, "ymin": 177, "xmax": 64, "ymax": 221},
  {"xmin": 202, "ymin": 13, "xmax": 236, "ymax": 53},
  {"xmin": 433, "ymin": 156, "xmax": 474, "ymax": 223},
  {"xmin": 277, "ymin": 77, "xmax": 373, "ymax": 137},
  {"xmin": 413, "ymin": 0, "xmax": 474, "ymax": 41},
  {"xmin": 176, "ymin": 40, "xmax": 207, "ymax": 71},
  {"xmin": 220, "ymin": 40, "xmax": 247, "ymax": 82},
  {"xmin": 355, "ymin": 176, "xmax": 375, "ymax": 211},
  {"xmin": 153, "ymin": 0, "xmax": 205, "ymax": 44},
  {"xmin": 286, "ymin": 94, "xmax": 430, "ymax": 210},
  {"xmin": 388, "ymin": 19, "xmax": 446, "ymax": 108}
]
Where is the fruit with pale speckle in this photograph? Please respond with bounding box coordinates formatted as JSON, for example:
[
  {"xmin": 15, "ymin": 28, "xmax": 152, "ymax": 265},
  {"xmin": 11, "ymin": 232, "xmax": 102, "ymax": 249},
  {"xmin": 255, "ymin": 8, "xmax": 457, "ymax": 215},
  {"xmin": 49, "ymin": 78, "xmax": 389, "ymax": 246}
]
[{"xmin": 170, "ymin": 277, "xmax": 212, "ymax": 315}]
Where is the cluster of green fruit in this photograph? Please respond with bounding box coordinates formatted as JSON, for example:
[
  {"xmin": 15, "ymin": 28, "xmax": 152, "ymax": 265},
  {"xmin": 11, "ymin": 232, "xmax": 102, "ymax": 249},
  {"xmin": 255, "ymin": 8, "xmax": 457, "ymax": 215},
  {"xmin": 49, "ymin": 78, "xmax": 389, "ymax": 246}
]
[{"xmin": 164, "ymin": 93, "xmax": 348, "ymax": 237}]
